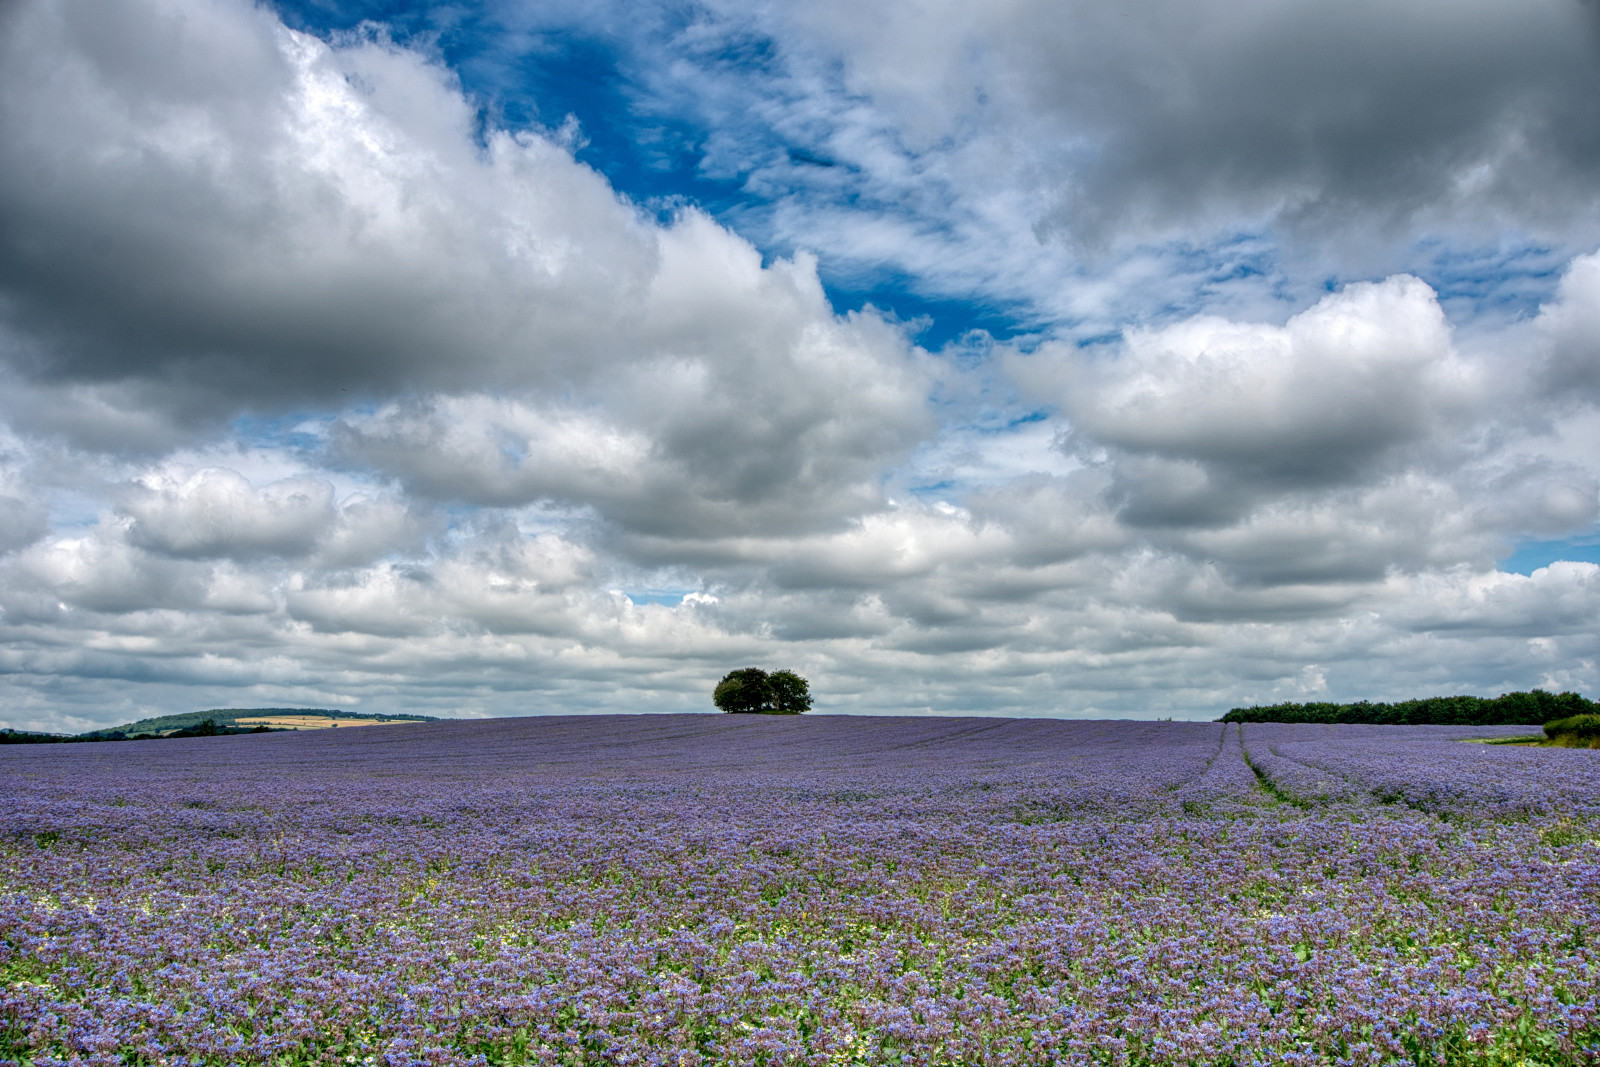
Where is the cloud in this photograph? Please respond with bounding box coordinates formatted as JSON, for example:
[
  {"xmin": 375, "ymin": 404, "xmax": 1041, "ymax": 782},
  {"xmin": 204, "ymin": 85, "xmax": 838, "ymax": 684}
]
[
  {"xmin": 1010, "ymin": 276, "xmax": 1485, "ymax": 544},
  {"xmin": 120, "ymin": 470, "xmax": 336, "ymax": 560},
  {"xmin": 0, "ymin": 434, "xmax": 48, "ymax": 556},
  {"xmin": 0, "ymin": 0, "xmax": 933, "ymax": 542},
  {"xmin": 1537, "ymin": 250, "xmax": 1600, "ymax": 403},
  {"xmin": 430, "ymin": 0, "xmax": 1600, "ymax": 344},
  {"xmin": 1, "ymin": 0, "xmax": 1599, "ymax": 731},
  {"xmin": 115, "ymin": 466, "xmax": 433, "ymax": 567},
  {"xmin": 0, "ymin": 494, "xmax": 48, "ymax": 557},
  {"xmin": 5, "ymin": 529, "xmax": 207, "ymax": 616},
  {"xmin": 331, "ymin": 294, "xmax": 931, "ymax": 541},
  {"xmin": 1060, "ymin": 277, "xmax": 1464, "ymax": 474},
  {"xmin": 748, "ymin": 0, "xmax": 1600, "ymax": 250},
  {"xmin": 1388, "ymin": 561, "xmax": 1600, "ymax": 638},
  {"xmin": 0, "ymin": 0, "xmax": 923, "ymax": 445},
  {"xmin": 995, "ymin": 271, "xmax": 1600, "ymax": 602}
]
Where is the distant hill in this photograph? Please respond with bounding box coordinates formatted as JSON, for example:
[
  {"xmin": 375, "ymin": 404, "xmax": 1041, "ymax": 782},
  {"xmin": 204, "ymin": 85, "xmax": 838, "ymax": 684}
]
[{"xmin": 81, "ymin": 708, "xmax": 437, "ymax": 739}]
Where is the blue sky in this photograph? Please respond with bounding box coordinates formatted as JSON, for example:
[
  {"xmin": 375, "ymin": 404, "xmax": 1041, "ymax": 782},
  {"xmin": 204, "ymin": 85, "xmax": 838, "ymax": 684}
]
[
  {"xmin": 274, "ymin": 0, "xmax": 1044, "ymax": 347},
  {"xmin": 270, "ymin": 0, "xmax": 1583, "ymax": 342},
  {"xmin": 1, "ymin": 0, "xmax": 1599, "ymax": 730},
  {"xmin": 1502, "ymin": 538, "xmax": 1600, "ymax": 576}
]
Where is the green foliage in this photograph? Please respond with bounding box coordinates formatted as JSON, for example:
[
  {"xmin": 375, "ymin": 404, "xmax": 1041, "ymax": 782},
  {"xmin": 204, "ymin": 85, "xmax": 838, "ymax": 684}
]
[
  {"xmin": 714, "ymin": 668, "xmax": 774, "ymax": 713},
  {"xmin": 1544, "ymin": 714, "xmax": 1600, "ymax": 745},
  {"xmin": 768, "ymin": 670, "xmax": 813, "ymax": 714},
  {"xmin": 168, "ymin": 718, "xmax": 221, "ymax": 738},
  {"xmin": 713, "ymin": 668, "xmax": 812, "ymax": 714},
  {"xmin": 1218, "ymin": 689, "xmax": 1596, "ymax": 726},
  {"xmin": 0, "ymin": 728, "xmax": 73, "ymax": 745}
]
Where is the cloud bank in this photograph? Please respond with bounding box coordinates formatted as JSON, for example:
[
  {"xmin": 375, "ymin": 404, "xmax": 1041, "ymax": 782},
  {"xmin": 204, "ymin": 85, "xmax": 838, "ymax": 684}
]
[{"xmin": 0, "ymin": 0, "xmax": 1597, "ymax": 731}]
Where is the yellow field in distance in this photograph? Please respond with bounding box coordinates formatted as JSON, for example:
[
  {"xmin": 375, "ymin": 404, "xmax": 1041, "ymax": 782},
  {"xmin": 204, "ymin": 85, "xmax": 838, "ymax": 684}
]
[{"xmin": 234, "ymin": 715, "xmax": 422, "ymax": 730}]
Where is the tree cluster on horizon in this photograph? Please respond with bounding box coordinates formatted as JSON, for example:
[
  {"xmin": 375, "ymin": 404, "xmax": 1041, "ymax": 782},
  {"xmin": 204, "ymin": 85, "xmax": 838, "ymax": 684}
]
[{"xmin": 713, "ymin": 668, "xmax": 812, "ymax": 714}]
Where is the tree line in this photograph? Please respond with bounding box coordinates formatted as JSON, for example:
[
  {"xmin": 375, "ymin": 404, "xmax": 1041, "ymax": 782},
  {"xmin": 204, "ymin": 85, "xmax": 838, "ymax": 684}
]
[
  {"xmin": 1218, "ymin": 689, "xmax": 1595, "ymax": 726},
  {"xmin": 0, "ymin": 718, "xmax": 275, "ymax": 744}
]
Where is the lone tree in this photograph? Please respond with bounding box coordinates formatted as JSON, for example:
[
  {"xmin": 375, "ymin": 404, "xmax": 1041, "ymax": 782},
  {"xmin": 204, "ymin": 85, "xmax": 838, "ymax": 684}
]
[{"xmin": 713, "ymin": 668, "xmax": 812, "ymax": 714}]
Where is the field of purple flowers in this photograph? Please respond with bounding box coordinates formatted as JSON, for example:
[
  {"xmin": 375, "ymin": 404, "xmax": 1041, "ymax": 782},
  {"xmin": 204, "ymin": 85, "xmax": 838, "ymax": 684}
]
[{"xmin": 3, "ymin": 715, "xmax": 1598, "ymax": 1067}]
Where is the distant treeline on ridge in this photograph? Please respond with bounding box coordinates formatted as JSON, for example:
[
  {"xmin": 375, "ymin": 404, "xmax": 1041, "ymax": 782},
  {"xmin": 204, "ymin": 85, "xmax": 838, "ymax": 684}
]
[
  {"xmin": 1218, "ymin": 689, "xmax": 1595, "ymax": 726},
  {"xmin": 0, "ymin": 707, "xmax": 436, "ymax": 745}
]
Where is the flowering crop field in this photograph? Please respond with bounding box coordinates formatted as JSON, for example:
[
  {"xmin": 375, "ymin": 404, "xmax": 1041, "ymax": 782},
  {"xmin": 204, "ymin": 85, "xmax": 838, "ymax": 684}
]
[{"xmin": 3, "ymin": 715, "xmax": 1599, "ymax": 1067}]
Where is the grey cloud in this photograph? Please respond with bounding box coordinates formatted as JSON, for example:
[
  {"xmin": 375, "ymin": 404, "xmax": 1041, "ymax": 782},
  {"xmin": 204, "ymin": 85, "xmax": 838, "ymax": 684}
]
[
  {"xmin": 986, "ymin": 267, "xmax": 1600, "ymax": 606},
  {"xmin": 121, "ymin": 471, "xmax": 336, "ymax": 560},
  {"xmin": 769, "ymin": 0, "xmax": 1600, "ymax": 252},
  {"xmin": 960, "ymin": 473, "xmax": 1124, "ymax": 568},
  {"xmin": 115, "ymin": 468, "xmax": 433, "ymax": 567},
  {"xmin": 1102, "ymin": 457, "xmax": 1251, "ymax": 531},
  {"xmin": 0, "ymin": 433, "xmax": 48, "ymax": 556},
  {"xmin": 0, "ymin": 0, "xmax": 931, "ymax": 466},
  {"xmin": 1392, "ymin": 563, "xmax": 1600, "ymax": 637},
  {"xmin": 3, "ymin": 492, "xmax": 1599, "ymax": 725},
  {"xmin": 763, "ymin": 592, "xmax": 896, "ymax": 642},
  {"xmin": 1027, "ymin": 0, "xmax": 1600, "ymax": 252},
  {"xmin": 3, "ymin": 0, "xmax": 1600, "ymax": 731},
  {"xmin": 0, "ymin": 0, "xmax": 934, "ymax": 553},
  {"xmin": 1472, "ymin": 458, "xmax": 1600, "ymax": 542},
  {"xmin": 511, "ymin": 0, "xmax": 1600, "ymax": 335},
  {"xmin": 331, "ymin": 310, "xmax": 932, "ymax": 543},
  {"xmin": 4, "ymin": 531, "xmax": 208, "ymax": 615},
  {"xmin": 0, "ymin": 0, "xmax": 650, "ymax": 413},
  {"xmin": 1009, "ymin": 276, "xmax": 1491, "ymax": 555},
  {"xmin": 285, "ymin": 567, "xmax": 443, "ymax": 638},
  {"xmin": 0, "ymin": 495, "xmax": 48, "ymax": 556},
  {"xmin": 1537, "ymin": 250, "xmax": 1600, "ymax": 403},
  {"xmin": 313, "ymin": 495, "xmax": 437, "ymax": 569},
  {"xmin": 0, "ymin": 377, "xmax": 226, "ymax": 455},
  {"xmin": 1046, "ymin": 277, "xmax": 1468, "ymax": 482}
]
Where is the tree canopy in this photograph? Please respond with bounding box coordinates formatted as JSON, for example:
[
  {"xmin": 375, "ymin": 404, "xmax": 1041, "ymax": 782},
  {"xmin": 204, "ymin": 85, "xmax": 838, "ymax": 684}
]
[
  {"xmin": 713, "ymin": 668, "xmax": 812, "ymax": 714},
  {"xmin": 1217, "ymin": 689, "xmax": 1594, "ymax": 725}
]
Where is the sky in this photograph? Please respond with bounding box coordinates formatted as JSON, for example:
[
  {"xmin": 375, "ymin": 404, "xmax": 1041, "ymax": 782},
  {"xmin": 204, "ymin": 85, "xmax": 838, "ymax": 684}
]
[{"xmin": 2, "ymin": 0, "xmax": 1600, "ymax": 731}]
